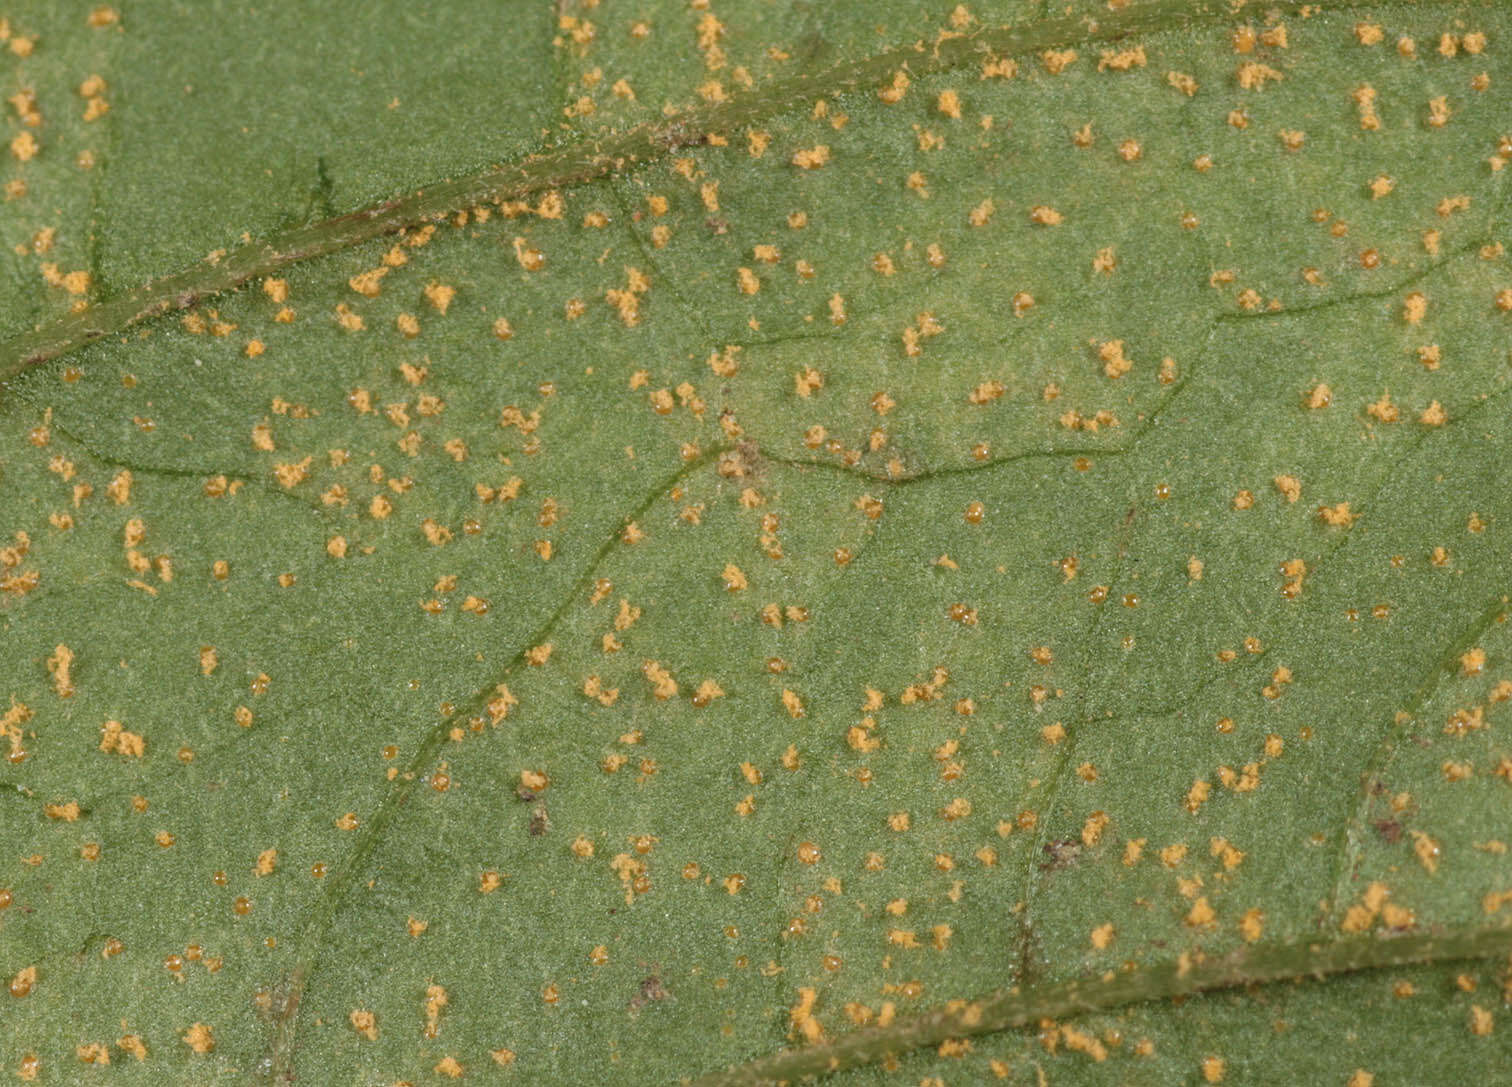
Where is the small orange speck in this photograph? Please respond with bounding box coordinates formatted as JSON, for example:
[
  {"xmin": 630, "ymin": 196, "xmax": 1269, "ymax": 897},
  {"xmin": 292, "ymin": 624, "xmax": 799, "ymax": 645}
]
[
  {"xmin": 182, "ymin": 1023, "xmax": 215, "ymax": 1055},
  {"xmin": 349, "ymin": 1010, "xmax": 379, "ymax": 1041},
  {"xmin": 1318, "ymin": 502, "xmax": 1357, "ymax": 528},
  {"xmin": 1239, "ymin": 908, "xmax": 1264, "ymax": 942},
  {"xmin": 791, "ymin": 145, "xmax": 831, "ymax": 169},
  {"xmin": 1469, "ymin": 1005, "xmax": 1494, "ymax": 1036},
  {"xmin": 520, "ymin": 769, "xmax": 549, "ymax": 791},
  {"xmin": 878, "ymin": 70, "xmax": 910, "ymax": 104},
  {"xmin": 1402, "ymin": 292, "xmax": 1428, "ymax": 324},
  {"xmin": 8, "ymin": 966, "xmax": 37, "ymax": 998}
]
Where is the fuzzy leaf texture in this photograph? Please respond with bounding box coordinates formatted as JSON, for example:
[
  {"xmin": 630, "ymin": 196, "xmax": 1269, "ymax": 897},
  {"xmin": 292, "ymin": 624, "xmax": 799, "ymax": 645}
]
[{"xmin": 2, "ymin": 1, "xmax": 1511, "ymax": 1084}]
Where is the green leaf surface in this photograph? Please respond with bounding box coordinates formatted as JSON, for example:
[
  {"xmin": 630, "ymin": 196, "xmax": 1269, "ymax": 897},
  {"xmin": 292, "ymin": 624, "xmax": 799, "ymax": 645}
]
[{"xmin": 3, "ymin": 1, "xmax": 1511, "ymax": 1083}]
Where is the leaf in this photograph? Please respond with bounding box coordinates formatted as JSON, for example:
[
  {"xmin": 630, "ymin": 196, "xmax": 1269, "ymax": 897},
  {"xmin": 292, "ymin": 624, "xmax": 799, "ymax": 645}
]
[{"xmin": 3, "ymin": 1, "xmax": 1511, "ymax": 1084}]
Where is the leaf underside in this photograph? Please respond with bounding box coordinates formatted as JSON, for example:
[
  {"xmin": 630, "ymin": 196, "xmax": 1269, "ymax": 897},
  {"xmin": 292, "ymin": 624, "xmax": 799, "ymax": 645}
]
[{"xmin": 2, "ymin": 1, "xmax": 1511, "ymax": 1084}]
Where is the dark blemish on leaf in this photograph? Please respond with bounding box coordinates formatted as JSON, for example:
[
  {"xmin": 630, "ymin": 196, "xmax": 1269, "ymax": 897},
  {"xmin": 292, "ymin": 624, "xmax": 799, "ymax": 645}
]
[
  {"xmin": 309, "ymin": 155, "xmax": 337, "ymax": 222},
  {"xmin": 654, "ymin": 122, "xmax": 708, "ymax": 152},
  {"xmin": 528, "ymin": 804, "xmax": 550, "ymax": 837},
  {"xmin": 1040, "ymin": 838, "xmax": 1083, "ymax": 871},
  {"xmin": 1373, "ymin": 819, "xmax": 1403, "ymax": 844},
  {"xmin": 735, "ymin": 439, "xmax": 768, "ymax": 482},
  {"xmin": 629, "ymin": 974, "xmax": 672, "ymax": 1013}
]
